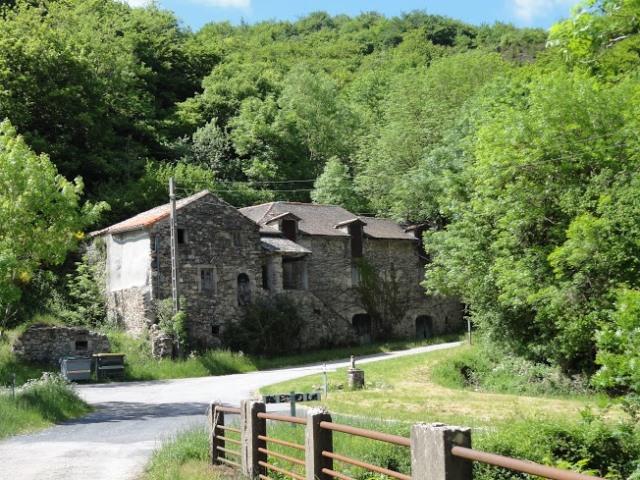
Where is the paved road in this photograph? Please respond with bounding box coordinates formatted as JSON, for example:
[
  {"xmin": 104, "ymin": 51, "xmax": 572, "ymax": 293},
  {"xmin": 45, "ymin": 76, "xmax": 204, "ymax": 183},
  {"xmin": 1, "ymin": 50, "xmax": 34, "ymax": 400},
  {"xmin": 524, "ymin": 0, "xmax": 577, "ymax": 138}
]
[{"xmin": 0, "ymin": 341, "xmax": 460, "ymax": 480}]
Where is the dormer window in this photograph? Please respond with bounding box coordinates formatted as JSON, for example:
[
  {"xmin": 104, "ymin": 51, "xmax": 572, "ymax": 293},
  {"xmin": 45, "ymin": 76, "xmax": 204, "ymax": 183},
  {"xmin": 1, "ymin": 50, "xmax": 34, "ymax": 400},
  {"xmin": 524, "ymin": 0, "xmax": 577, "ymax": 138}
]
[
  {"xmin": 265, "ymin": 212, "xmax": 301, "ymax": 242},
  {"xmin": 282, "ymin": 219, "xmax": 297, "ymax": 241}
]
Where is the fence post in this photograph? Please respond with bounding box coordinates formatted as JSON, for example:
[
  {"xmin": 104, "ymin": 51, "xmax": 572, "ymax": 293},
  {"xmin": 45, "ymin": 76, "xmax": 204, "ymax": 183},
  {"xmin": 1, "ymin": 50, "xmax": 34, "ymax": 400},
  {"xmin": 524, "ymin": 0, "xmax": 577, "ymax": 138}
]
[
  {"xmin": 241, "ymin": 399, "xmax": 267, "ymax": 479},
  {"xmin": 305, "ymin": 407, "xmax": 333, "ymax": 480},
  {"xmin": 411, "ymin": 423, "xmax": 472, "ymax": 480},
  {"xmin": 209, "ymin": 402, "xmax": 225, "ymax": 465}
]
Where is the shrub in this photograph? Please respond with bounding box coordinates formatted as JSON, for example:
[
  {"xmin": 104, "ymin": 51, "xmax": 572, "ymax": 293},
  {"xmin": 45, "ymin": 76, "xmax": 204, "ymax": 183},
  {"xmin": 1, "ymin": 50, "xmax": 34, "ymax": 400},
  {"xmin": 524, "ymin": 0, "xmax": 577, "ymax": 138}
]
[
  {"xmin": 431, "ymin": 342, "xmax": 591, "ymax": 396},
  {"xmin": 594, "ymin": 288, "xmax": 640, "ymax": 395},
  {"xmin": 222, "ymin": 294, "xmax": 304, "ymax": 356},
  {"xmin": 155, "ymin": 298, "xmax": 188, "ymax": 350}
]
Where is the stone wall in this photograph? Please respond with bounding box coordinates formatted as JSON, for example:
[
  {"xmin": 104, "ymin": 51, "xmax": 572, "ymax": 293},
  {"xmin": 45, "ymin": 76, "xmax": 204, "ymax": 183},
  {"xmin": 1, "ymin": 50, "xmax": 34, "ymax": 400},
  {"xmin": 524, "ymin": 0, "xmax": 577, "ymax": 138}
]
[
  {"xmin": 150, "ymin": 194, "xmax": 264, "ymax": 349},
  {"xmin": 279, "ymin": 234, "xmax": 464, "ymax": 345},
  {"xmin": 107, "ymin": 286, "xmax": 154, "ymax": 334},
  {"xmin": 13, "ymin": 324, "xmax": 110, "ymax": 365}
]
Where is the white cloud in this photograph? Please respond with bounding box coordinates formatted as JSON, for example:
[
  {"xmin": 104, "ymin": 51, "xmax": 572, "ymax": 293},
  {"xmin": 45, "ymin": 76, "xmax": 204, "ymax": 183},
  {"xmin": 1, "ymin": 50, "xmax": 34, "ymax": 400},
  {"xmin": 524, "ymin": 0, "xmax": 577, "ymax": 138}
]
[
  {"xmin": 121, "ymin": 0, "xmax": 250, "ymax": 8},
  {"xmin": 511, "ymin": 0, "xmax": 577, "ymax": 22}
]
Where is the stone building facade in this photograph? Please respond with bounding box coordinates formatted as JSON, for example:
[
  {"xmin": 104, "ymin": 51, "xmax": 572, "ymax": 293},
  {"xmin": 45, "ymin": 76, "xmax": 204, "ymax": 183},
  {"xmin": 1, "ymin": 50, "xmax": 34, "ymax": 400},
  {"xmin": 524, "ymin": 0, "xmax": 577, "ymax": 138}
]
[{"xmin": 92, "ymin": 191, "xmax": 463, "ymax": 350}]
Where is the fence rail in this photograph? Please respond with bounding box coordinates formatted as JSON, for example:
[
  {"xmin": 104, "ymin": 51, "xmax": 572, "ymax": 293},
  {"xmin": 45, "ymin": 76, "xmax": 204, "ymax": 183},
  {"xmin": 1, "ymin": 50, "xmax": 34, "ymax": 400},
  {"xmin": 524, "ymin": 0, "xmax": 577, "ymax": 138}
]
[
  {"xmin": 210, "ymin": 401, "xmax": 607, "ymax": 480},
  {"xmin": 451, "ymin": 446, "xmax": 606, "ymax": 480}
]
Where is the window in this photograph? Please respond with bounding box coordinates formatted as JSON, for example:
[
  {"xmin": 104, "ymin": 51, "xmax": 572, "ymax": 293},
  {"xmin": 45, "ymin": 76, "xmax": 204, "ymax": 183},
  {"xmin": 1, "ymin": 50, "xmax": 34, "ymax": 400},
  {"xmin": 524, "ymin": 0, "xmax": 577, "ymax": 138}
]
[
  {"xmin": 282, "ymin": 219, "xmax": 297, "ymax": 241},
  {"xmin": 199, "ymin": 268, "xmax": 215, "ymax": 293},
  {"xmin": 177, "ymin": 229, "xmax": 186, "ymax": 244},
  {"xmin": 237, "ymin": 273, "xmax": 251, "ymax": 306},
  {"xmin": 75, "ymin": 340, "xmax": 88, "ymax": 351},
  {"xmin": 262, "ymin": 265, "xmax": 270, "ymax": 290},
  {"xmin": 283, "ymin": 258, "xmax": 308, "ymax": 290},
  {"xmin": 211, "ymin": 324, "xmax": 220, "ymax": 336},
  {"xmin": 349, "ymin": 224, "xmax": 363, "ymax": 258},
  {"xmin": 351, "ymin": 264, "xmax": 360, "ymax": 286},
  {"xmin": 232, "ymin": 231, "xmax": 242, "ymax": 247}
]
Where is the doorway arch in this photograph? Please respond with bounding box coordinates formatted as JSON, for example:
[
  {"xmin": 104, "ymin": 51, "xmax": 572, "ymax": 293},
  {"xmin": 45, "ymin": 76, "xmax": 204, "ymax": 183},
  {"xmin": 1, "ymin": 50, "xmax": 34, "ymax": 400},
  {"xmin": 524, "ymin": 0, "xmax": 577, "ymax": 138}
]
[{"xmin": 415, "ymin": 315, "xmax": 433, "ymax": 339}]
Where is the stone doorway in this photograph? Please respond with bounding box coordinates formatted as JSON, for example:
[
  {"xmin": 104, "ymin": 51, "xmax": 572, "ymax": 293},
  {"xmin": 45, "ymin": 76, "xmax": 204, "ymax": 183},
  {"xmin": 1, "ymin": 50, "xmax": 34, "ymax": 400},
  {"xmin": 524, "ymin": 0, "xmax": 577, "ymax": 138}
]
[
  {"xmin": 352, "ymin": 313, "xmax": 372, "ymax": 344},
  {"xmin": 415, "ymin": 315, "xmax": 433, "ymax": 339}
]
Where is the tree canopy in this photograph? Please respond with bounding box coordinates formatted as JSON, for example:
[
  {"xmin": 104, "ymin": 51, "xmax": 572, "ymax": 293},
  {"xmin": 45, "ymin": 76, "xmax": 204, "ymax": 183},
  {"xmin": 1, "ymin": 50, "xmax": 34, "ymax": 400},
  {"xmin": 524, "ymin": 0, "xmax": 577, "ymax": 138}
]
[{"xmin": 3, "ymin": 0, "xmax": 640, "ymax": 389}]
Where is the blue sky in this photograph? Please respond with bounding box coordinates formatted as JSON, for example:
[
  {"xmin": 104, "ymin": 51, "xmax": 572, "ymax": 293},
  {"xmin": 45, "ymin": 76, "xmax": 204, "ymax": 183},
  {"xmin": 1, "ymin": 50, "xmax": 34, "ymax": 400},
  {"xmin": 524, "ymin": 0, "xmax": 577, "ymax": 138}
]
[{"xmin": 125, "ymin": 0, "xmax": 580, "ymax": 31}]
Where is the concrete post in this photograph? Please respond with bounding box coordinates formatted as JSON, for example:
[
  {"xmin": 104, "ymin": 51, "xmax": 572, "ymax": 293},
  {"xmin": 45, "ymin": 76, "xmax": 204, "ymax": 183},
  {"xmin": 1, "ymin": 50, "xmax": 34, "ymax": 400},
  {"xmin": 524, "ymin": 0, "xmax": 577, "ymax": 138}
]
[
  {"xmin": 305, "ymin": 407, "xmax": 333, "ymax": 480},
  {"xmin": 241, "ymin": 400, "xmax": 266, "ymax": 479},
  {"xmin": 411, "ymin": 423, "xmax": 472, "ymax": 480},
  {"xmin": 209, "ymin": 402, "xmax": 225, "ymax": 465}
]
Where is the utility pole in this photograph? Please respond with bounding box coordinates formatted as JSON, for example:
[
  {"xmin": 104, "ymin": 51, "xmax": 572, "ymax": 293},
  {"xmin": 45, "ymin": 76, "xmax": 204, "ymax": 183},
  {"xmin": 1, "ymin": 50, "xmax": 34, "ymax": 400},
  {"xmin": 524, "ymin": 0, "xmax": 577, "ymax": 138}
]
[{"xmin": 169, "ymin": 177, "xmax": 180, "ymax": 313}]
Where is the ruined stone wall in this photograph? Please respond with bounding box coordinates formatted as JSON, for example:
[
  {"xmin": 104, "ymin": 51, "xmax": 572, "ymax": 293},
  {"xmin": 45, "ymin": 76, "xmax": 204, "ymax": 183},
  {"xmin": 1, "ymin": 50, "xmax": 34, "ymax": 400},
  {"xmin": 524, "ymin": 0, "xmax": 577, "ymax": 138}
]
[
  {"xmin": 107, "ymin": 286, "xmax": 154, "ymax": 335},
  {"xmin": 150, "ymin": 195, "xmax": 264, "ymax": 349},
  {"xmin": 13, "ymin": 324, "xmax": 110, "ymax": 365}
]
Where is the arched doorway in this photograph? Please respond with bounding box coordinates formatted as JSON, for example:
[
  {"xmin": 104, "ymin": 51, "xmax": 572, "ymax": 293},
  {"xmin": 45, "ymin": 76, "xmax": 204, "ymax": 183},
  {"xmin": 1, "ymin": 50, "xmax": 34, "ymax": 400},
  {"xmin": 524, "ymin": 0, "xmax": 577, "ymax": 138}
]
[
  {"xmin": 352, "ymin": 313, "xmax": 372, "ymax": 344},
  {"xmin": 415, "ymin": 315, "xmax": 433, "ymax": 339},
  {"xmin": 237, "ymin": 273, "xmax": 251, "ymax": 306}
]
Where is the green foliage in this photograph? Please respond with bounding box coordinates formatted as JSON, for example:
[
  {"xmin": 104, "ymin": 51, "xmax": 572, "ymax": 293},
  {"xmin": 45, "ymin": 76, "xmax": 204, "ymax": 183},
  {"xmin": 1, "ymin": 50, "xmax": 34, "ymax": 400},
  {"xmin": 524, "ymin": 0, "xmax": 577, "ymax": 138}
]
[
  {"xmin": 0, "ymin": 120, "xmax": 105, "ymax": 327},
  {"xmin": 431, "ymin": 344, "xmax": 591, "ymax": 396},
  {"xmin": 63, "ymin": 250, "xmax": 107, "ymax": 327},
  {"xmin": 312, "ymin": 157, "xmax": 368, "ymax": 212},
  {"xmin": 222, "ymin": 294, "xmax": 305, "ymax": 356},
  {"xmin": 142, "ymin": 428, "xmax": 216, "ymax": 480},
  {"xmin": 0, "ymin": 372, "xmax": 91, "ymax": 439},
  {"xmin": 593, "ymin": 289, "xmax": 640, "ymax": 394},
  {"xmin": 104, "ymin": 329, "xmax": 257, "ymax": 381}
]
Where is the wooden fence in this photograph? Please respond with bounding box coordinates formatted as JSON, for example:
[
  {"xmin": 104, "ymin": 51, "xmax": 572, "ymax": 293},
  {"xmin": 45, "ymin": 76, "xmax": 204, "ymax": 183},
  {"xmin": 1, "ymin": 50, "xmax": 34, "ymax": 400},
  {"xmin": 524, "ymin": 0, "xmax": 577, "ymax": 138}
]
[{"xmin": 209, "ymin": 401, "xmax": 605, "ymax": 480}]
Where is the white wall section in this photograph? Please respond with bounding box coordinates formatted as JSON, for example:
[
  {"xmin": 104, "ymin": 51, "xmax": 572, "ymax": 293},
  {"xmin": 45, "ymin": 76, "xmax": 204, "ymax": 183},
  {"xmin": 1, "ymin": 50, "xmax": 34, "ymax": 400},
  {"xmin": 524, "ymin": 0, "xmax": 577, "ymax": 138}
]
[{"xmin": 107, "ymin": 230, "xmax": 151, "ymax": 291}]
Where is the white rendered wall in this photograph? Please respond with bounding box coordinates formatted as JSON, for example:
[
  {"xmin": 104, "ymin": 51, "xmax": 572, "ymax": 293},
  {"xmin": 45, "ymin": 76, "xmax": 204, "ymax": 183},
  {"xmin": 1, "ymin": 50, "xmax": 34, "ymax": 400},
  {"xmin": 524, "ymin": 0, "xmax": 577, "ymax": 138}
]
[{"xmin": 107, "ymin": 230, "xmax": 151, "ymax": 292}]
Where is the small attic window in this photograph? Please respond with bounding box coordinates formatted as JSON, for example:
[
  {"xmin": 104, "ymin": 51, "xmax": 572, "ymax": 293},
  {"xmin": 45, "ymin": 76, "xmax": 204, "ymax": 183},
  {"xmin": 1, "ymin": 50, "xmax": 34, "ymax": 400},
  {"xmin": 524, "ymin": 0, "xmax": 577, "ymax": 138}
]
[
  {"xmin": 177, "ymin": 229, "xmax": 186, "ymax": 244},
  {"xmin": 282, "ymin": 219, "xmax": 297, "ymax": 242}
]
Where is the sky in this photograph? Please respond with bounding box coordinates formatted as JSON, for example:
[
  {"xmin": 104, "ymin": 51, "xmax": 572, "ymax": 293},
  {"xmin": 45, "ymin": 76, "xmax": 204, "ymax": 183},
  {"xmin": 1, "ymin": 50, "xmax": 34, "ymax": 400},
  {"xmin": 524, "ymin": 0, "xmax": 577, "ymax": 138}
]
[{"xmin": 124, "ymin": 0, "xmax": 581, "ymax": 31}]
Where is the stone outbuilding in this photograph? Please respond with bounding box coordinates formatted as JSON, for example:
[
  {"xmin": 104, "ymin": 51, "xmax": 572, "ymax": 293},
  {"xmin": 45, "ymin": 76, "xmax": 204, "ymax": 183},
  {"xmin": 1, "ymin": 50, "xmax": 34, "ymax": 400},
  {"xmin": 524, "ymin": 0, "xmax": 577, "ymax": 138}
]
[
  {"xmin": 13, "ymin": 324, "xmax": 110, "ymax": 365},
  {"xmin": 91, "ymin": 191, "xmax": 463, "ymax": 350}
]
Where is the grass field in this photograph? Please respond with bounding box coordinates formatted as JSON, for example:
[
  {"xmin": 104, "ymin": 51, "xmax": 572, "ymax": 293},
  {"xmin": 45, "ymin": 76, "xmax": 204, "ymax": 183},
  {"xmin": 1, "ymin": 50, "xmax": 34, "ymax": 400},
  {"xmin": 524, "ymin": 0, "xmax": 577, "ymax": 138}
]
[
  {"xmin": 260, "ymin": 345, "xmax": 610, "ymax": 427},
  {"xmin": 0, "ymin": 374, "xmax": 91, "ymax": 439}
]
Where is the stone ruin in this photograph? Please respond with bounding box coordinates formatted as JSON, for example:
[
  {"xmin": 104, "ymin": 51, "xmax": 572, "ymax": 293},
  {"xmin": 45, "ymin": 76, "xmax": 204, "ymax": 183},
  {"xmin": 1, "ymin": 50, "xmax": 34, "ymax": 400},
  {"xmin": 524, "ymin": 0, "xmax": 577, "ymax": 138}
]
[{"xmin": 12, "ymin": 323, "xmax": 110, "ymax": 365}]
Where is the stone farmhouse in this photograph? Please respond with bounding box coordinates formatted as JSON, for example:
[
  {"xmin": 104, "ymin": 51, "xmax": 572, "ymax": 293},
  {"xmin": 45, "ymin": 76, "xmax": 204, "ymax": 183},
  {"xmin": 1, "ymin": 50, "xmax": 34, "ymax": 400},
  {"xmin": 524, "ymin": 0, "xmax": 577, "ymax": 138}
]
[{"xmin": 91, "ymin": 191, "xmax": 463, "ymax": 350}]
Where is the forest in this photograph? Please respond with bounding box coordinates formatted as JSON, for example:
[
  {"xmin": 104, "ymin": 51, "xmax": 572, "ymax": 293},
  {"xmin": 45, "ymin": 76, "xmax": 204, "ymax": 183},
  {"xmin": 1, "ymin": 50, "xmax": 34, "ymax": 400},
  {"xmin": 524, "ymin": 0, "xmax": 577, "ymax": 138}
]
[{"xmin": 1, "ymin": 0, "xmax": 640, "ymax": 395}]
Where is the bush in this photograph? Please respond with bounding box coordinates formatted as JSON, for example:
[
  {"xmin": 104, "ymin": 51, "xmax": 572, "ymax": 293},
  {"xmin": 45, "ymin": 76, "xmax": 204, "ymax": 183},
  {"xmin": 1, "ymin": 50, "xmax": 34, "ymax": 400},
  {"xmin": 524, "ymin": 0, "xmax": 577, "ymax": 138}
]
[
  {"xmin": 474, "ymin": 415, "xmax": 640, "ymax": 480},
  {"xmin": 155, "ymin": 298, "xmax": 188, "ymax": 351},
  {"xmin": 431, "ymin": 343, "xmax": 591, "ymax": 396},
  {"xmin": 222, "ymin": 294, "xmax": 304, "ymax": 356},
  {"xmin": 594, "ymin": 288, "xmax": 640, "ymax": 395}
]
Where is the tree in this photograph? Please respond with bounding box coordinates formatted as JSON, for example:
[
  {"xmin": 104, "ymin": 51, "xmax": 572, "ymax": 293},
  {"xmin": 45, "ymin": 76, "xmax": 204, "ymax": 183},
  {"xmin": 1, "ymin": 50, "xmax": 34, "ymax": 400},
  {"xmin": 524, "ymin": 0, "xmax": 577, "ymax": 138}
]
[
  {"xmin": 312, "ymin": 157, "xmax": 368, "ymax": 212},
  {"xmin": 0, "ymin": 120, "xmax": 104, "ymax": 326}
]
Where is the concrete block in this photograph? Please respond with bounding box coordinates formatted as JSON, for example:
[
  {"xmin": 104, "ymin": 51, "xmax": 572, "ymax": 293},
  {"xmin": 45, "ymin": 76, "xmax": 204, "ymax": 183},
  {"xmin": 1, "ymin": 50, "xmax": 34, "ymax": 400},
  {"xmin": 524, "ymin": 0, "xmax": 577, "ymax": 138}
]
[{"xmin": 411, "ymin": 423, "xmax": 472, "ymax": 480}]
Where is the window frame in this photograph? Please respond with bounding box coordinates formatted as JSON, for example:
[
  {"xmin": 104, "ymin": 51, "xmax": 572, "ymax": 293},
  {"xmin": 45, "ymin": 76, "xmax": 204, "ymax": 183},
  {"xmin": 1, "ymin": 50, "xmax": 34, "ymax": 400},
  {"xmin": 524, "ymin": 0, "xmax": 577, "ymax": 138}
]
[{"xmin": 198, "ymin": 266, "xmax": 216, "ymax": 294}]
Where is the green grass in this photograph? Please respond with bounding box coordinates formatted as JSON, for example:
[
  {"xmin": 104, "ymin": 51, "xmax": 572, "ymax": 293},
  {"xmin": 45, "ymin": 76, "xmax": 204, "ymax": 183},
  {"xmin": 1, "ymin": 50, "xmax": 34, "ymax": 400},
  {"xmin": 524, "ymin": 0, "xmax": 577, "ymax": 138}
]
[
  {"xmin": 0, "ymin": 374, "xmax": 92, "ymax": 439},
  {"xmin": 106, "ymin": 329, "xmax": 461, "ymax": 381},
  {"xmin": 0, "ymin": 330, "xmax": 47, "ymax": 387},
  {"xmin": 258, "ymin": 345, "xmax": 640, "ymax": 479},
  {"xmin": 142, "ymin": 427, "xmax": 239, "ymax": 480}
]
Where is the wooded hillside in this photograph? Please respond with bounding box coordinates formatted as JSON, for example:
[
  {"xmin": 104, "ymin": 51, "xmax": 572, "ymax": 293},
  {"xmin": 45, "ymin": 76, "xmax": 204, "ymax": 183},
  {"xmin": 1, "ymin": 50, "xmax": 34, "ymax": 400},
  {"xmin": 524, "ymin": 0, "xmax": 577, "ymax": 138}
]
[{"xmin": 1, "ymin": 0, "xmax": 640, "ymax": 393}]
